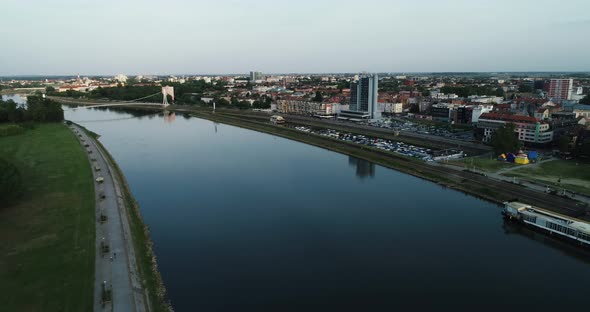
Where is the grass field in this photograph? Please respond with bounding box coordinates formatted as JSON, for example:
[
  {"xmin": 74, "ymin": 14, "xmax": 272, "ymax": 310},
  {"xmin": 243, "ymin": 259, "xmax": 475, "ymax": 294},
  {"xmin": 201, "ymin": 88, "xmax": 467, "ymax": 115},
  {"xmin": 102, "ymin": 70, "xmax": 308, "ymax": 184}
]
[
  {"xmin": 452, "ymin": 155, "xmax": 516, "ymax": 172},
  {"xmin": 504, "ymin": 159, "xmax": 590, "ymax": 195},
  {"xmin": 0, "ymin": 123, "xmax": 94, "ymax": 311}
]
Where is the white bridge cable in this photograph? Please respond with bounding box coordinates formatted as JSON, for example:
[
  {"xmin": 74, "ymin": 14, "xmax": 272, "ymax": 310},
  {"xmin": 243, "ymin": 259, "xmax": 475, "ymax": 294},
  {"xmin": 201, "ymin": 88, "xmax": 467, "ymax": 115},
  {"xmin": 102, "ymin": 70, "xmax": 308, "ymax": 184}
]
[{"xmin": 121, "ymin": 92, "xmax": 162, "ymax": 103}]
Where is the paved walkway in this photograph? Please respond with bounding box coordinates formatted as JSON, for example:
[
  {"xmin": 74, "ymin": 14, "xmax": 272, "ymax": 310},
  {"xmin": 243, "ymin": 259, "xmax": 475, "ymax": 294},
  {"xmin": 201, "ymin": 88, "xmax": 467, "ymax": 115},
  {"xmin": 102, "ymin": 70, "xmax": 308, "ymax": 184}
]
[{"xmin": 70, "ymin": 125, "xmax": 147, "ymax": 312}]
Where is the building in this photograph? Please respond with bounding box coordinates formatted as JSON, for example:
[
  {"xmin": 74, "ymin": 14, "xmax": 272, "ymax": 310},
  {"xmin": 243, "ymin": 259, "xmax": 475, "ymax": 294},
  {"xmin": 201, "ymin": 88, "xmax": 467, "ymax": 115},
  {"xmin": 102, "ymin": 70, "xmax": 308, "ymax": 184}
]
[
  {"xmin": 347, "ymin": 74, "xmax": 379, "ymax": 119},
  {"xmin": 573, "ymin": 105, "xmax": 590, "ymax": 118},
  {"xmin": 249, "ymin": 71, "xmax": 263, "ymax": 82},
  {"xmin": 429, "ymin": 103, "xmax": 472, "ymax": 124},
  {"xmin": 471, "ymin": 105, "xmax": 494, "ymax": 123},
  {"xmin": 548, "ymin": 79, "xmax": 573, "ymax": 101},
  {"xmin": 477, "ymin": 113, "xmax": 553, "ymax": 144},
  {"xmin": 467, "ymin": 95, "xmax": 503, "ymax": 104},
  {"xmin": 430, "ymin": 104, "xmax": 451, "ymax": 122},
  {"xmin": 114, "ymin": 74, "xmax": 128, "ymax": 83},
  {"xmin": 276, "ymin": 100, "xmax": 339, "ymax": 116}
]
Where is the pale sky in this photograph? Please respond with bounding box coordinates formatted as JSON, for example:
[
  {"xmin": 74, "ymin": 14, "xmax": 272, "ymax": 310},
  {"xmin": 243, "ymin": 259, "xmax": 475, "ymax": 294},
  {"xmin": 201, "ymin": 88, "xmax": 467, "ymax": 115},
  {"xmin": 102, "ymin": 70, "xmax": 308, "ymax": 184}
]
[{"xmin": 1, "ymin": 0, "xmax": 589, "ymax": 75}]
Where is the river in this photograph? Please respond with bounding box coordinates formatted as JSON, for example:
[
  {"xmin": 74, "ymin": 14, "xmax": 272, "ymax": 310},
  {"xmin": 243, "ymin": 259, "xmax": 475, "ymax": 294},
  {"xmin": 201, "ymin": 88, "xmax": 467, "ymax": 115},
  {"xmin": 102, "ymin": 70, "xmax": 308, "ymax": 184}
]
[{"xmin": 61, "ymin": 105, "xmax": 590, "ymax": 311}]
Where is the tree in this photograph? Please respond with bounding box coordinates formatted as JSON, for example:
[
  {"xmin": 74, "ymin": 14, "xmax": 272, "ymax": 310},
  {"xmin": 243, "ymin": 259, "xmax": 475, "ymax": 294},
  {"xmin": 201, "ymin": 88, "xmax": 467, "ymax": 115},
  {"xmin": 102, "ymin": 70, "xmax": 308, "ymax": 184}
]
[
  {"xmin": 313, "ymin": 91, "xmax": 323, "ymax": 102},
  {"xmin": 518, "ymin": 84, "xmax": 533, "ymax": 93},
  {"xmin": 236, "ymin": 101, "xmax": 250, "ymax": 110},
  {"xmin": 578, "ymin": 142, "xmax": 590, "ymax": 158},
  {"xmin": 558, "ymin": 135, "xmax": 571, "ymax": 153},
  {"xmin": 216, "ymin": 98, "xmax": 230, "ymax": 107},
  {"xmin": 409, "ymin": 105, "xmax": 420, "ymax": 114},
  {"xmin": 0, "ymin": 158, "xmax": 22, "ymax": 203},
  {"xmin": 495, "ymin": 87, "xmax": 505, "ymax": 97},
  {"xmin": 45, "ymin": 86, "xmax": 56, "ymax": 93},
  {"xmin": 580, "ymin": 95, "xmax": 590, "ymax": 105},
  {"xmin": 490, "ymin": 123, "xmax": 520, "ymax": 155}
]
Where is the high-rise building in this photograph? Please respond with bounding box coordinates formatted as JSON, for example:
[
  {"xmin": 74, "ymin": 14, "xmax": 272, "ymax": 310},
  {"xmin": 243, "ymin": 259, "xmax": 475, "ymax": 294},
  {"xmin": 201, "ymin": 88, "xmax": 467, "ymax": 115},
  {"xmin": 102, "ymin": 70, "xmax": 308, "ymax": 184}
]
[
  {"xmin": 548, "ymin": 79, "xmax": 573, "ymax": 101},
  {"xmin": 249, "ymin": 71, "xmax": 263, "ymax": 81},
  {"xmin": 349, "ymin": 74, "xmax": 379, "ymax": 119}
]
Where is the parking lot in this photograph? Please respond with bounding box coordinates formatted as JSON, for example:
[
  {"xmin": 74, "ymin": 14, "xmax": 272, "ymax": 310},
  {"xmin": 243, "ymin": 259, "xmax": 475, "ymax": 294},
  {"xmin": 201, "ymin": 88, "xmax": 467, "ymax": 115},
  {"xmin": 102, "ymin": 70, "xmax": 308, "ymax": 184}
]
[
  {"xmin": 364, "ymin": 118, "xmax": 474, "ymax": 141},
  {"xmin": 292, "ymin": 125, "xmax": 454, "ymax": 161}
]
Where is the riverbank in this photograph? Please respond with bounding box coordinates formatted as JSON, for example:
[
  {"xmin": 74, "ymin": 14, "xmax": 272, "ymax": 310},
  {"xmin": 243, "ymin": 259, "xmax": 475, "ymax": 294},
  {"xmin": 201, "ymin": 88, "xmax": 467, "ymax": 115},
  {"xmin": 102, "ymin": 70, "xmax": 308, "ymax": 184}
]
[
  {"xmin": 186, "ymin": 109, "xmax": 589, "ymax": 219},
  {"xmin": 75, "ymin": 123, "xmax": 172, "ymax": 312},
  {"xmin": 52, "ymin": 97, "xmax": 588, "ymax": 218},
  {"xmin": 0, "ymin": 123, "xmax": 95, "ymax": 311}
]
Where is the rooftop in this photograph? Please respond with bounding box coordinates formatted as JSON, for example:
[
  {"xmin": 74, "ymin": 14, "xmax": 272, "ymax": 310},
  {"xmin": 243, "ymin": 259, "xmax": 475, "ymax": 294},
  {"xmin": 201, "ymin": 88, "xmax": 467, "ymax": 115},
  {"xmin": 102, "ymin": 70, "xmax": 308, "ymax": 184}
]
[{"xmin": 480, "ymin": 112, "xmax": 540, "ymax": 123}]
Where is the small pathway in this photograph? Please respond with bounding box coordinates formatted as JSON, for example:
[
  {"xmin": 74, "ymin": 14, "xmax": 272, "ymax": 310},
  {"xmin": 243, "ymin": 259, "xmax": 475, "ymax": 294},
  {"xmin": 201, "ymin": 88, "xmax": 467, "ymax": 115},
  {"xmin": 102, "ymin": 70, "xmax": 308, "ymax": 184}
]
[{"xmin": 70, "ymin": 124, "xmax": 147, "ymax": 312}]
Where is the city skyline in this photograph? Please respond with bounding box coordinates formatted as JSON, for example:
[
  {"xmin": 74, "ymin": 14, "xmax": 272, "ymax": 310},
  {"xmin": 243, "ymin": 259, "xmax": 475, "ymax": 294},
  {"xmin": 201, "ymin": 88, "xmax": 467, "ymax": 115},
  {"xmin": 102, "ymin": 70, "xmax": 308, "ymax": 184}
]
[{"xmin": 2, "ymin": 0, "xmax": 590, "ymax": 75}]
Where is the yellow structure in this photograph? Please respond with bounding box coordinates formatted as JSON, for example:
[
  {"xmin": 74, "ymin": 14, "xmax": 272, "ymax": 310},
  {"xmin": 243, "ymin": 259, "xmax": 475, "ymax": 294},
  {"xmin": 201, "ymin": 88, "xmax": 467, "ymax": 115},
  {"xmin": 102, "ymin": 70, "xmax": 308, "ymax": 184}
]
[{"xmin": 514, "ymin": 153, "xmax": 529, "ymax": 165}]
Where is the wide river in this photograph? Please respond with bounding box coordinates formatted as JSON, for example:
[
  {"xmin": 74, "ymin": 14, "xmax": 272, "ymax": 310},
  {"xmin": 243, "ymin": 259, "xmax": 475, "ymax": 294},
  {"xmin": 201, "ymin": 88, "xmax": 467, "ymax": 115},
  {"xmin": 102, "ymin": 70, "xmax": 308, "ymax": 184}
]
[{"xmin": 61, "ymin": 105, "xmax": 590, "ymax": 311}]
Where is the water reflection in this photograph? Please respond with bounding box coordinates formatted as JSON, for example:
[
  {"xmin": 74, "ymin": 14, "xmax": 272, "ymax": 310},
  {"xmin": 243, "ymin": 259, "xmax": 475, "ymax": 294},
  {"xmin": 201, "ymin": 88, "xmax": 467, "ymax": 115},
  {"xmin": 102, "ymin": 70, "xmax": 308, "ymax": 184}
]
[
  {"xmin": 502, "ymin": 220, "xmax": 590, "ymax": 264},
  {"xmin": 348, "ymin": 156, "xmax": 375, "ymax": 179},
  {"xmin": 163, "ymin": 111, "xmax": 176, "ymax": 123}
]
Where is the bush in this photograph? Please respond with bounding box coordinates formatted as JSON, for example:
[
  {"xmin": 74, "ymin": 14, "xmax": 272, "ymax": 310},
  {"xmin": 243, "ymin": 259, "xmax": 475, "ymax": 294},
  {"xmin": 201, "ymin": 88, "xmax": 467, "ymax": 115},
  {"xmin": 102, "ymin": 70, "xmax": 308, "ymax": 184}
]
[
  {"xmin": 0, "ymin": 158, "xmax": 23, "ymax": 205},
  {"xmin": 0, "ymin": 125, "xmax": 25, "ymax": 137},
  {"xmin": 19, "ymin": 122, "xmax": 37, "ymax": 130}
]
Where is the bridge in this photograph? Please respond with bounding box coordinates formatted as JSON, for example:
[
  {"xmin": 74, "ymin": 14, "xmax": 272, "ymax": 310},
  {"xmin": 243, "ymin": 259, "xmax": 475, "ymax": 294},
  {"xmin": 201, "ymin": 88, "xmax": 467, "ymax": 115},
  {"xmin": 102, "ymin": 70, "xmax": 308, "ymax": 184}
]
[{"xmin": 50, "ymin": 86, "xmax": 175, "ymax": 109}]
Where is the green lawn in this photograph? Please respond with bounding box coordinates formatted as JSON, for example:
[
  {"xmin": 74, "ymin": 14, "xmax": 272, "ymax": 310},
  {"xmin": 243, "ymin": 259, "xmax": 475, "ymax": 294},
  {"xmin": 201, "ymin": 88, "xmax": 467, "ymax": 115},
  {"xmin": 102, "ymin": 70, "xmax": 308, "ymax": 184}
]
[
  {"xmin": 504, "ymin": 159, "xmax": 590, "ymax": 195},
  {"xmin": 452, "ymin": 155, "xmax": 515, "ymax": 172},
  {"xmin": 0, "ymin": 123, "xmax": 95, "ymax": 311}
]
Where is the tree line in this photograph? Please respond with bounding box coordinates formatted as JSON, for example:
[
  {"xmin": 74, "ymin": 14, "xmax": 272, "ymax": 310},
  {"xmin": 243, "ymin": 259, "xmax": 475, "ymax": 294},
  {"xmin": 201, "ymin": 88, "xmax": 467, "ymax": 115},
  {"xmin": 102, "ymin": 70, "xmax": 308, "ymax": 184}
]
[
  {"xmin": 0, "ymin": 95, "xmax": 64, "ymax": 123},
  {"xmin": 441, "ymin": 85, "xmax": 505, "ymax": 98},
  {"xmin": 48, "ymin": 79, "xmax": 229, "ymax": 105}
]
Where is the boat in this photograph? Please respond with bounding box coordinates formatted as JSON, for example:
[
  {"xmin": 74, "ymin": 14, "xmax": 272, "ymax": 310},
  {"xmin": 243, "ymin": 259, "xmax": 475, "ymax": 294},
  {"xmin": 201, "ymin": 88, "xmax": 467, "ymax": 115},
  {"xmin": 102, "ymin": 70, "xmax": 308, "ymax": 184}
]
[
  {"xmin": 270, "ymin": 115, "xmax": 285, "ymax": 124},
  {"xmin": 502, "ymin": 201, "xmax": 590, "ymax": 247}
]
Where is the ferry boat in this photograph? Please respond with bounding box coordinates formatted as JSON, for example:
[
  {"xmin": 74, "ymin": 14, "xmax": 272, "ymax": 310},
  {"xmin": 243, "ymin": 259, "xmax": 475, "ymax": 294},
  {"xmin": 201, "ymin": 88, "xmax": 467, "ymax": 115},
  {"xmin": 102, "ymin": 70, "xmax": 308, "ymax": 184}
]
[{"xmin": 502, "ymin": 202, "xmax": 590, "ymax": 247}]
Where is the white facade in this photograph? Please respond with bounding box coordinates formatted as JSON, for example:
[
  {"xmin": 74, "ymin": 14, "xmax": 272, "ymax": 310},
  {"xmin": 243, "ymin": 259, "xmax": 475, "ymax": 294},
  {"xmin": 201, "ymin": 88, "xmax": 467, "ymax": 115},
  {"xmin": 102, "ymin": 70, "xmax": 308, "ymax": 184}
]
[
  {"xmin": 478, "ymin": 115, "xmax": 553, "ymax": 144},
  {"xmin": 468, "ymin": 96, "xmax": 503, "ymax": 104},
  {"xmin": 114, "ymin": 74, "xmax": 128, "ymax": 83},
  {"xmin": 431, "ymin": 93, "xmax": 458, "ymax": 100},
  {"xmin": 574, "ymin": 106, "xmax": 590, "ymax": 118},
  {"xmin": 471, "ymin": 105, "xmax": 493, "ymax": 123}
]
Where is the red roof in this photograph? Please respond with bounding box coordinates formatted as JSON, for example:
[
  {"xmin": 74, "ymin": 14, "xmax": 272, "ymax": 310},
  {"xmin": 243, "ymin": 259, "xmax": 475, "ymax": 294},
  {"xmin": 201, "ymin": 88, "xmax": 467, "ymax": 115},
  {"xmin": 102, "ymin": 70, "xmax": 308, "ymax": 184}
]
[{"xmin": 480, "ymin": 112, "xmax": 539, "ymax": 123}]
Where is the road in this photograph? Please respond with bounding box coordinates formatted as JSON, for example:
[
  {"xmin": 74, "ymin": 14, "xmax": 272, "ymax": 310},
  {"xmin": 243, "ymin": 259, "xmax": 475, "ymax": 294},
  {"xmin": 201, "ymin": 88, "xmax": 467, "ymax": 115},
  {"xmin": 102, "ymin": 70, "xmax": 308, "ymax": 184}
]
[{"xmin": 70, "ymin": 124, "xmax": 147, "ymax": 312}]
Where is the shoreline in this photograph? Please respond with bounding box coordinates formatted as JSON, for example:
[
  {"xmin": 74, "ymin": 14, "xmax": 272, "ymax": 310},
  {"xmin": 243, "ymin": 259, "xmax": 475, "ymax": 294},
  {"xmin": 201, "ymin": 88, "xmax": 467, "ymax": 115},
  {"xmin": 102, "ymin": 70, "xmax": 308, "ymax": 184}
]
[
  {"xmin": 56, "ymin": 98, "xmax": 588, "ymax": 219},
  {"xmin": 74, "ymin": 123, "xmax": 172, "ymax": 312},
  {"xmin": 183, "ymin": 110, "xmax": 590, "ymax": 219}
]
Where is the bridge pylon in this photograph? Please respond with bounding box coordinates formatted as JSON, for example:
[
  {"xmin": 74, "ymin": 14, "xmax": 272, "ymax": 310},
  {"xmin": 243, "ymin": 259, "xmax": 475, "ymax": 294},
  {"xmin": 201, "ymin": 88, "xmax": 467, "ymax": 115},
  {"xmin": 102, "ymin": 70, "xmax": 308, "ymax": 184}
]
[{"xmin": 162, "ymin": 86, "xmax": 174, "ymax": 107}]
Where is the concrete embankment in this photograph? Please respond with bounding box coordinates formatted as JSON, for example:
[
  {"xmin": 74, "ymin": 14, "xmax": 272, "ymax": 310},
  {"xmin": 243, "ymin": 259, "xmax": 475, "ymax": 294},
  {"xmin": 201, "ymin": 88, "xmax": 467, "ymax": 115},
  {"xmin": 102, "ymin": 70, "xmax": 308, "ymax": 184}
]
[{"xmin": 73, "ymin": 123, "xmax": 172, "ymax": 312}]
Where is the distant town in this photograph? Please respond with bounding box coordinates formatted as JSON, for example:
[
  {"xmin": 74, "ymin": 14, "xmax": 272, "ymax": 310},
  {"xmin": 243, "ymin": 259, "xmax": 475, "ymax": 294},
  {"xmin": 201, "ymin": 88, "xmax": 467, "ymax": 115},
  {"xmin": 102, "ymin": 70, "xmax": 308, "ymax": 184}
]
[{"xmin": 2, "ymin": 72, "xmax": 589, "ymax": 157}]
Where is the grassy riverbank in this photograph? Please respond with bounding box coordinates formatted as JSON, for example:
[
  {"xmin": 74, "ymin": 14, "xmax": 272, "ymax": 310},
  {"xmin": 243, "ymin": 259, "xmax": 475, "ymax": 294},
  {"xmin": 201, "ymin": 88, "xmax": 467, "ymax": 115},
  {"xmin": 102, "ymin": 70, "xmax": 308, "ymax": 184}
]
[
  {"xmin": 76, "ymin": 124, "xmax": 172, "ymax": 312},
  {"xmin": 185, "ymin": 110, "xmax": 588, "ymax": 217},
  {"xmin": 0, "ymin": 123, "xmax": 95, "ymax": 311},
  {"xmin": 504, "ymin": 159, "xmax": 590, "ymax": 196}
]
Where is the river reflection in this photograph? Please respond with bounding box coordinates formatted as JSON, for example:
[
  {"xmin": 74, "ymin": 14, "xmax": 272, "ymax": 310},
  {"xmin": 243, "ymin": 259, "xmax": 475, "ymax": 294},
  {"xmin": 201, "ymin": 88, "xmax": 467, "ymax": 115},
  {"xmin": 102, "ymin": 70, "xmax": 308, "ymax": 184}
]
[
  {"xmin": 502, "ymin": 220, "xmax": 590, "ymax": 264},
  {"xmin": 348, "ymin": 156, "xmax": 375, "ymax": 179}
]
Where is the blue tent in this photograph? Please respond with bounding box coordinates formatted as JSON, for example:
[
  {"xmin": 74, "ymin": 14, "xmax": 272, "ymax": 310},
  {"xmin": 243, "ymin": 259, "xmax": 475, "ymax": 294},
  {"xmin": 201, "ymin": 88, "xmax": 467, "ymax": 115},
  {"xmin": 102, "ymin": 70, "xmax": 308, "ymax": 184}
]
[
  {"xmin": 506, "ymin": 153, "xmax": 516, "ymax": 163},
  {"xmin": 527, "ymin": 151, "xmax": 539, "ymax": 161}
]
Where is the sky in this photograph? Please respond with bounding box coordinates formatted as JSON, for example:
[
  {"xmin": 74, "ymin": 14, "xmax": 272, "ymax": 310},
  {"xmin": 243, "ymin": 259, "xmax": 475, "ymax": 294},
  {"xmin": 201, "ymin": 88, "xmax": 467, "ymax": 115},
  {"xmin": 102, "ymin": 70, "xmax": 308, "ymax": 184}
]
[{"xmin": 1, "ymin": 0, "xmax": 590, "ymax": 75}]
